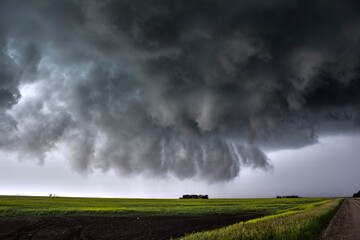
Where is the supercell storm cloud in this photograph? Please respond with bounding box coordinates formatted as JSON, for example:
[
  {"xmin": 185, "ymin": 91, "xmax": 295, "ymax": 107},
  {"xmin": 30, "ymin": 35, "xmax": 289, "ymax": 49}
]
[{"xmin": 0, "ymin": 0, "xmax": 359, "ymax": 181}]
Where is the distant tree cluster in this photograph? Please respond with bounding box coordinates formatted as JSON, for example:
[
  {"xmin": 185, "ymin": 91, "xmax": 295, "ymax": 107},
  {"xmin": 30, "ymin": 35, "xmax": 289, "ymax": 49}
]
[
  {"xmin": 276, "ymin": 195, "xmax": 300, "ymax": 199},
  {"xmin": 180, "ymin": 194, "xmax": 209, "ymax": 199},
  {"xmin": 353, "ymin": 191, "xmax": 360, "ymax": 198},
  {"xmin": 49, "ymin": 194, "xmax": 58, "ymax": 197}
]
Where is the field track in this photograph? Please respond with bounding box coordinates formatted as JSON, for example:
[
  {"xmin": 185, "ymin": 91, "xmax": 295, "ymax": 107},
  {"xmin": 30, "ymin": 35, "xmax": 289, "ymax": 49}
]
[
  {"xmin": 0, "ymin": 212, "xmax": 263, "ymax": 240},
  {"xmin": 319, "ymin": 199, "xmax": 360, "ymax": 240}
]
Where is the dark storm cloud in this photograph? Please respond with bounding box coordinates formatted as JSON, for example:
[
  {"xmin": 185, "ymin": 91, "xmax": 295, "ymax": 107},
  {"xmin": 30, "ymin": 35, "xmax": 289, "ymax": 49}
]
[{"xmin": 0, "ymin": 0, "xmax": 359, "ymax": 181}]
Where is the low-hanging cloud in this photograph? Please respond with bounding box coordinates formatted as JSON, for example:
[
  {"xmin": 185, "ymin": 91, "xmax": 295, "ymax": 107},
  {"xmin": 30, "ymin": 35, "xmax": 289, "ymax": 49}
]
[{"xmin": 0, "ymin": 0, "xmax": 359, "ymax": 181}]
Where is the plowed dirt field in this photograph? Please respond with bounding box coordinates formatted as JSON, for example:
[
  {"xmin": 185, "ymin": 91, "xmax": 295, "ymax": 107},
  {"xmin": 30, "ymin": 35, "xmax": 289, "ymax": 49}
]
[{"xmin": 0, "ymin": 212, "xmax": 263, "ymax": 240}]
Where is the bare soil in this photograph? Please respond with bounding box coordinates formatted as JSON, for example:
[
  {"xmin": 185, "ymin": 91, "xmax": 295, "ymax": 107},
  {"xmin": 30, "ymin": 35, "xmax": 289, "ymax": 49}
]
[
  {"xmin": 319, "ymin": 198, "xmax": 360, "ymax": 240},
  {"xmin": 0, "ymin": 212, "xmax": 263, "ymax": 240}
]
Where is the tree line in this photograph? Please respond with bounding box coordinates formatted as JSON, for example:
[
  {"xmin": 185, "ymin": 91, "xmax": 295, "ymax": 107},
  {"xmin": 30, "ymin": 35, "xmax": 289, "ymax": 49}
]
[{"xmin": 180, "ymin": 194, "xmax": 209, "ymax": 199}]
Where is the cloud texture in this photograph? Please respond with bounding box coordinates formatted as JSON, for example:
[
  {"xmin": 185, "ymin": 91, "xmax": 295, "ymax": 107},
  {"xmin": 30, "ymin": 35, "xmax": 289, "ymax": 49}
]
[{"xmin": 0, "ymin": 0, "xmax": 360, "ymax": 181}]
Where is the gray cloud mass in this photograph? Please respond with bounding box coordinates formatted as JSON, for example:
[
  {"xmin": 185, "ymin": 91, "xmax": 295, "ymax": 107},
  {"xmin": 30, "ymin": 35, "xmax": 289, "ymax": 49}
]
[{"xmin": 0, "ymin": 0, "xmax": 359, "ymax": 181}]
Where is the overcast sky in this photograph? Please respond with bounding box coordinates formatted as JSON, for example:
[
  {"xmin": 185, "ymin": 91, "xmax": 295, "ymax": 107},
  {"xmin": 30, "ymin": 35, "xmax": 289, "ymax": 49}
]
[{"xmin": 0, "ymin": 0, "xmax": 360, "ymax": 198}]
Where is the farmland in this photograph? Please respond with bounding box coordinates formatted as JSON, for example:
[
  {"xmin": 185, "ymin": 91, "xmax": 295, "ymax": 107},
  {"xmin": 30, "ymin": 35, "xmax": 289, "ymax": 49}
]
[
  {"xmin": 0, "ymin": 196, "xmax": 341, "ymax": 240},
  {"xmin": 0, "ymin": 196, "xmax": 333, "ymax": 218}
]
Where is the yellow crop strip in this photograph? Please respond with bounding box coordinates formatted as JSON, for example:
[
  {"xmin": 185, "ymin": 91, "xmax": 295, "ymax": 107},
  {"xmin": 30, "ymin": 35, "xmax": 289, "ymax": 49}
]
[{"xmin": 180, "ymin": 198, "xmax": 342, "ymax": 240}]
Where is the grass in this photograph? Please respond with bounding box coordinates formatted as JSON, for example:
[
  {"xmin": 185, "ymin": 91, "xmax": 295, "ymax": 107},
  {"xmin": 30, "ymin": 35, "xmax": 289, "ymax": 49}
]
[
  {"xmin": 179, "ymin": 198, "xmax": 342, "ymax": 240},
  {"xmin": 0, "ymin": 196, "xmax": 335, "ymax": 218}
]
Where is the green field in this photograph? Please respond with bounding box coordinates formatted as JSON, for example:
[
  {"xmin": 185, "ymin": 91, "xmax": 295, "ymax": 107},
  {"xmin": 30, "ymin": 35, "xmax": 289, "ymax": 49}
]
[
  {"xmin": 0, "ymin": 196, "xmax": 342, "ymax": 240},
  {"xmin": 0, "ymin": 196, "xmax": 334, "ymax": 218}
]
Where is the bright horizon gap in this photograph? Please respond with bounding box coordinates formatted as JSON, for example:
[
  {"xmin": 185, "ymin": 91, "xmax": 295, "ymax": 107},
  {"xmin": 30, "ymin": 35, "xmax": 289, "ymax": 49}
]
[{"xmin": 1, "ymin": 135, "xmax": 359, "ymax": 199}]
